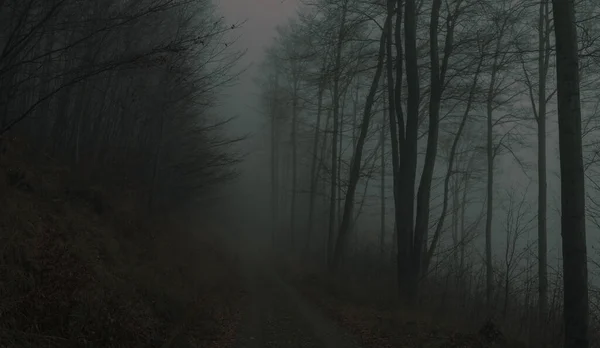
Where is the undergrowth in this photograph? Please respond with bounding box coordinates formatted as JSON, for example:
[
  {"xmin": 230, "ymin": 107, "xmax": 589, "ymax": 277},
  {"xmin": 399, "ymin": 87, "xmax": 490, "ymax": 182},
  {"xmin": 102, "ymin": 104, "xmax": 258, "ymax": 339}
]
[
  {"xmin": 0, "ymin": 136, "xmax": 243, "ymax": 348},
  {"xmin": 278, "ymin": 253, "xmax": 527, "ymax": 348}
]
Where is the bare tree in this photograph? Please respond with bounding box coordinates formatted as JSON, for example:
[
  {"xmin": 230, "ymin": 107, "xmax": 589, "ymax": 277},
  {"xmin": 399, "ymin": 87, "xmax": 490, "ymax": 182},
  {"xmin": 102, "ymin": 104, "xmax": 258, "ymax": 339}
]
[
  {"xmin": 516, "ymin": 0, "xmax": 554, "ymax": 325},
  {"xmin": 424, "ymin": 45, "xmax": 484, "ymax": 273},
  {"xmin": 327, "ymin": 0, "xmax": 349, "ymax": 267},
  {"xmin": 552, "ymin": 0, "xmax": 590, "ymax": 346},
  {"xmin": 331, "ymin": 9, "xmax": 391, "ymax": 270}
]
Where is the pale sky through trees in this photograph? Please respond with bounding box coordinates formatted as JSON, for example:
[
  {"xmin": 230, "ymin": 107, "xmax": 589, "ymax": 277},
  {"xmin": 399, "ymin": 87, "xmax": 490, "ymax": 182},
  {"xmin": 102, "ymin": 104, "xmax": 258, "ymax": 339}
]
[
  {"xmin": 215, "ymin": 0, "xmax": 299, "ymax": 223},
  {"xmin": 217, "ymin": 0, "xmax": 299, "ymax": 134}
]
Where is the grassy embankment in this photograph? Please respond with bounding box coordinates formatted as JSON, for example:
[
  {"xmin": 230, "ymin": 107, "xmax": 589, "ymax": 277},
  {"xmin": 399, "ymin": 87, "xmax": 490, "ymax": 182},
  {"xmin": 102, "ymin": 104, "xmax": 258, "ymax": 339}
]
[{"xmin": 0, "ymin": 136, "xmax": 245, "ymax": 348}]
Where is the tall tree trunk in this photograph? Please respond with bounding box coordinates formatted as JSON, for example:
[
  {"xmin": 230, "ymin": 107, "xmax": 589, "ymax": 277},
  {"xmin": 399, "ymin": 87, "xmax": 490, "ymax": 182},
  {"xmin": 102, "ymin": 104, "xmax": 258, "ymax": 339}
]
[
  {"xmin": 307, "ymin": 81, "xmax": 325, "ymax": 254},
  {"xmin": 424, "ymin": 55, "xmax": 482, "ymax": 273},
  {"xmin": 319, "ymin": 108, "xmax": 333, "ymax": 258},
  {"xmin": 552, "ymin": 0, "xmax": 589, "ymax": 346},
  {"xmin": 459, "ymin": 166, "xmax": 469, "ymax": 275},
  {"xmin": 411, "ymin": 0, "xmax": 443, "ymax": 298},
  {"xmin": 485, "ymin": 87, "xmax": 494, "ymax": 310},
  {"xmin": 385, "ymin": 0, "xmax": 402, "ymax": 264},
  {"xmin": 451, "ymin": 175, "xmax": 460, "ymax": 272},
  {"xmin": 380, "ymin": 102, "xmax": 387, "ymax": 255},
  {"xmin": 332, "ymin": 16, "xmax": 390, "ymax": 271},
  {"xmin": 290, "ymin": 76, "xmax": 299, "ymax": 248},
  {"xmin": 413, "ymin": 0, "xmax": 459, "ymax": 297},
  {"xmin": 390, "ymin": 0, "xmax": 406, "ymax": 283},
  {"xmin": 327, "ymin": 0, "xmax": 348, "ymax": 268},
  {"xmin": 398, "ymin": 0, "xmax": 420, "ymax": 299},
  {"xmin": 353, "ymin": 80, "xmax": 359, "ymax": 149},
  {"xmin": 353, "ymin": 140, "xmax": 381, "ymax": 229},
  {"xmin": 271, "ymin": 71, "xmax": 280, "ymax": 247},
  {"xmin": 485, "ymin": 43, "xmax": 501, "ymax": 310},
  {"xmin": 350, "ymin": 79, "xmax": 360, "ymax": 242},
  {"xmin": 338, "ymin": 99, "xmax": 344, "ymax": 226},
  {"xmin": 537, "ymin": 0, "xmax": 551, "ymax": 329}
]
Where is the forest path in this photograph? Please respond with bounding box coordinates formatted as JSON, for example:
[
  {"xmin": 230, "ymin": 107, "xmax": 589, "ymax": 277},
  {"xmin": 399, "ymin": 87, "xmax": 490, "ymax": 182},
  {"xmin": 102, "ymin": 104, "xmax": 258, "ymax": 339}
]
[{"xmin": 233, "ymin": 248, "xmax": 361, "ymax": 348}]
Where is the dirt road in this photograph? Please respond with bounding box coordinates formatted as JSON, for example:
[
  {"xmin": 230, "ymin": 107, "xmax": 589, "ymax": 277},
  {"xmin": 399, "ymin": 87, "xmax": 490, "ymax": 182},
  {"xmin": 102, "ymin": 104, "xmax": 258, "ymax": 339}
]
[{"xmin": 233, "ymin": 252, "xmax": 361, "ymax": 348}]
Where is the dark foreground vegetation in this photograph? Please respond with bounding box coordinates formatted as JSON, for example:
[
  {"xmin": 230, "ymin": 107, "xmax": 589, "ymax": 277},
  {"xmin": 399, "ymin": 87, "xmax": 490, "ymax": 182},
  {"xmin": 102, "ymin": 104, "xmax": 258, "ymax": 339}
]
[
  {"xmin": 0, "ymin": 0, "xmax": 244, "ymax": 346},
  {"xmin": 0, "ymin": 141, "xmax": 244, "ymax": 347},
  {"xmin": 281, "ymin": 255, "xmax": 529, "ymax": 348}
]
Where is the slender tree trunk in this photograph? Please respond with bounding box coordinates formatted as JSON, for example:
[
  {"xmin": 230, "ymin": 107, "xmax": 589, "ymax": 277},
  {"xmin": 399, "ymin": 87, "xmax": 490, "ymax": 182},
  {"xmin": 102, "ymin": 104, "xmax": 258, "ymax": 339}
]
[
  {"xmin": 319, "ymin": 108, "xmax": 333, "ymax": 257},
  {"xmin": 332, "ymin": 16, "xmax": 389, "ymax": 270},
  {"xmin": 460, "ymin": 169, "xmax": 469, "ymax": 274},
  {"xmin": 424, "ymin": 55, "xmax": 482, "ymax": 272},
  {"xmin": 537, "ymin": 0, "xmax": 550, "ymax": 330},
  {"xmin": 290, "ymin": 76, "xmax": 299, "ymax": 248},
  {"xmin": 271, "ymin": 71, "xmax": 280, "ymax": 247},
  {"xmin": 380, "ymin": 102, "xmax": 386, "ymax": 255},
  {"xmin": 338, "ymin": 99, "xmax": 344, "ymax": 226},
  {"xmin": 385, "ymin": 0, "xmax": 402, "ymax": 265},
  {"xmin": 353, "ymin": 140, "xmax": 381, "ymax": 229},
  {"xmin": 485, "ymin": 47, "xmax": 500, "ymax": 310},
  {"xmin": 412, "ymin": 0, "xmax": 443, "ymax": 297},
  {"xmin": 451, "ymin": 176, "xmax": 460, "ymax": 272},
  {"xmin": 350, "ymin": 80, "xmax": 360, "ymax": 242},
  {"xmin": 353, "ymin": 81, "xmax": 359, "ymax": 149},
  {"xmin": 307, "ymin": 82, "xmax": 325, "ymax": 253},
  {"xmin": 552, "ymin": 0, "xmax": 589, "ymax": 346},
  {"xmin": 327, "ymin": 1, "xmax": 348, "ymax": 268},
  {"xmin": 392, "ymin": 219, "xmax": 398, "ymax": 265},
  {"xmin": 485, "ymin": 91, "xmax": 494, "ymax": 310}
]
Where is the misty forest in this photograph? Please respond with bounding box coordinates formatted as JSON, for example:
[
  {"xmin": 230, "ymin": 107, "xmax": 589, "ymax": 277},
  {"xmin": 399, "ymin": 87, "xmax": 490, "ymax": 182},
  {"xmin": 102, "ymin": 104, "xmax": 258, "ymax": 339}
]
[{"xmin": 0, "ymin": 0, "xmax": 598, "ymax": 347}]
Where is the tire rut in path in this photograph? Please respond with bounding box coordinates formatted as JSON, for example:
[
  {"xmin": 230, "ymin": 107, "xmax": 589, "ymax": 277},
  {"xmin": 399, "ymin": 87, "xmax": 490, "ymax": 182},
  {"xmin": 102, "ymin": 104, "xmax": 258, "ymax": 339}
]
[{"xmin": 235, "ymin": 264, "xmax": 361, "ymax": 348}]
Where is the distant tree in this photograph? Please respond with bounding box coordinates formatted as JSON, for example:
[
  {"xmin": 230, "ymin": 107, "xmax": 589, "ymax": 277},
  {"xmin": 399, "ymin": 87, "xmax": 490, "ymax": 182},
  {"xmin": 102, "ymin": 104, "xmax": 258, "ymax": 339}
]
[{"xmin": 0, "ymin": 0, "xmax": 243, "ymax": 214}]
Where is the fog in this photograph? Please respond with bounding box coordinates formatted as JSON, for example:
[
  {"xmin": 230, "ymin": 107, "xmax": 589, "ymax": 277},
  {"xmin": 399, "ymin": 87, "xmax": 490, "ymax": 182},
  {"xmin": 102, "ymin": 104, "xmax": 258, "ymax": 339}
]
[
  {"xmin": 1, "ymin": 0, "xmax": 596, "ymax": 346},
  {"xmin": 212, "ymin": 0, "xmax": 298, "ymax": 238},
  {"xmin": 210, "ymin": 0, "xmax": 599, "ymax": 344},
  {"xmin": 215, "ymin": 0, "xmax": 593, "ymax": 263}
]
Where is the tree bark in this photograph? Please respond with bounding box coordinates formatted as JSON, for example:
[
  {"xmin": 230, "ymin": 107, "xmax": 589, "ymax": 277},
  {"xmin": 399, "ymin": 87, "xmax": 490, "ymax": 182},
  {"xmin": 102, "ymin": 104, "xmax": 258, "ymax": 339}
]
[
  {"xmin": 306, "ymin": 80, "xmax": 325, "ymax": 254},
  {"xmin": 552, "ymin": 0, "xmax": 589, "ymax": 346},
  {"xmin": 386, "ymin": 0, "xmax": 403, "ymax": 268},
  {"xmin": 537, "ymin": 0, "xmax": 551, "ymax": 328},
  {"xmin": 380, "ymin": 102, "xmax": 386, "ymax": 255},
  {"xmin": 290, "ymin": 73, "xmax": 299, "ymax": 248},
  {"xmin": 271, "ymin": 70, "xmax": 280, "ymax": 247},
  {"xmin": 424, "ymin": 55, "xmax": 482, "ymax": 273},
  {"xmin": 398, "ymin": 0, "xmax": 420, "ymax": 299},
  {"xmin": 332, "ymin": 15, "xmax": 390, "ymax": 270},
  {"xmin": 412, "ymin": 0, "xmax": 443, "ymax": 297},
  {"xmin": 485, "ymin": 37, "xmax": 502, "ymax": 309},
  {"xmin": 327, "ymin": 0, "xmax": 348, "ymax": 268}
]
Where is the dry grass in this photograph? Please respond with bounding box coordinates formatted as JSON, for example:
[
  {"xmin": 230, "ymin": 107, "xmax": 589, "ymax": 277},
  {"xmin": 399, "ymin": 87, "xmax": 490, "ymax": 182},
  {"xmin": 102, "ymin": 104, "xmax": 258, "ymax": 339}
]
[
  {"xmin": 282, "ymin": 259, "xmax": 528, "ymax": 348},
  {"xmin": 0, "ymin": 136, "xmax": 244, "ymax": 348}
]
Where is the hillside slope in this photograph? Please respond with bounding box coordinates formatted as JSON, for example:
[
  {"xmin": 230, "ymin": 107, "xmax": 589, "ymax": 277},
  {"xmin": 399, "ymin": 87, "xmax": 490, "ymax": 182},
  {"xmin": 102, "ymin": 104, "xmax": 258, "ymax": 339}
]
[{"xmin": 0, "ymin": 136, "xmax": 243, "ymax": 348}]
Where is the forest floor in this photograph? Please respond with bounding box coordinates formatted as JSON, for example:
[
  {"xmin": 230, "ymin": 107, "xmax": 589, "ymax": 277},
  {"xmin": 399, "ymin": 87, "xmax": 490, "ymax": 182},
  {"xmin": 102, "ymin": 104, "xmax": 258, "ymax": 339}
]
[
  {"xmin": 0, "ymin": 136, "xmax": 244, "ymax": 347},
  {"xmin": 285, "ymin": 268, "xmax": 527, "ymax": 348},
  {"xmin": 232, "ymin": 248, "xmax": 361, "ymax": 348},
  {"xmin": 229, "ymin": 245, "xmax": 515, "ymax": 348},
  {"xmin": 1, "ymin": 135, "xmax": 531, "ymax": 348}
]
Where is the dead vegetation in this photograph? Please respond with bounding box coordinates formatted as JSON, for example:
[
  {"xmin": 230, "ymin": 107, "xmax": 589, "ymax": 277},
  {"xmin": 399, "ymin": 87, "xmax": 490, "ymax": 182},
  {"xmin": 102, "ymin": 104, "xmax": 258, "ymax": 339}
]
[
  {"xmin": 0, "ymin": 136, "xmax": 244, "ymax": 348},
  {"xmin": 291, "ymin": 270, "xmax": 527, "ymax": 348},
  {"xmin": 274, "ymin": 251, "xmax": 527, "ymax": 348}
]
